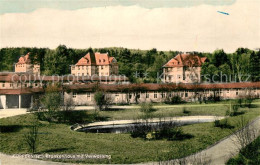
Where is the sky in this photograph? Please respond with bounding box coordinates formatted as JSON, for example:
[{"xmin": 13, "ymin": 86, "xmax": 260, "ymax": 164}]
[{"xmin": 0, "ymin": 0, "xmax": 259, "ymax": 53}]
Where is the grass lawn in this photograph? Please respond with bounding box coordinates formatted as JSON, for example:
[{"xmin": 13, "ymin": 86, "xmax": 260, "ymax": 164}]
[
  {"xmin": 99, "ymin": 105, "xmax": 229, "ymax": 121},
  {"xmin": 0, "ymin": 101, "xmax": 259, "ymax": 164}
]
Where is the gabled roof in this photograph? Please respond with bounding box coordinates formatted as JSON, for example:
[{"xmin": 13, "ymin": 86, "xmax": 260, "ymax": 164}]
[
  {"xmin": 16, "ymin": 53, "xmax": 31, "ymax": 64},
  {"xmin": 163, "ymin": 54, "xmax": 207, "ymax": 67},
  {"xmin": 76, "ymin": 52, "xmax": 117, "ymax": 66}
]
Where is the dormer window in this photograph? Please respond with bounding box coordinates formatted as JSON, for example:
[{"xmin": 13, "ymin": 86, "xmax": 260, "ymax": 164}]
[
  {"xmin": 103, "ymin": 59, "xmax": 105, "ymax": 62},
  {"xmin": 99, "ymin": 60, "xmax": 101, "ymax": 63}
]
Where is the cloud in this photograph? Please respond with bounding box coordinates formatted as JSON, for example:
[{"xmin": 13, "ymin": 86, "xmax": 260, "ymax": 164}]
[{"xmin": 0, "ymin": 0, "xmax": 259, "ymax": 53}]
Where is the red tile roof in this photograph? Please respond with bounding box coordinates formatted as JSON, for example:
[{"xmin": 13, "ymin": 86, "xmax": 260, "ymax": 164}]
[
  {"xmin": 0, "ymin": 82, "xmax": 259, "ymax": 94},
  {"xmin": 163, "ymin": 54, "xmax": 207, "ymax": 67},
  {"xmin": 76, "ymin": 52, "xmax": 116, "ymax": 66},
  {"xmin": 16, "ymin": 53, "xmax": 31, "ymax": 64},
  {"xmin": 0, "ymin": 88, "xmax": 43, "ymax": 95},
  {"xmin": 64, "ymin": 82, "xmax": 260, "ymax": 92},
  {"xmin": 0, "ymin": 72, "xmax": 128, "ymax": 82}
]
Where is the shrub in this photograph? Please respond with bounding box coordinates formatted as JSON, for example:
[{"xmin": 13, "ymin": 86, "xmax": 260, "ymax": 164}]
[
  {"xmin": 94, "ymin": 91, "xmax": 111, "ymax": 111},
  {"xmin": 182, "ymin": 107, "xmax": 191, "ymax": 115},
  {"xmin": 23, "ymin": 123, "xmax": 39, "ymax": 153},
  {"xmin": 169, "ymin": 95, "xmax": 183, "ymax": 104},
  {"xmin": 139, "ymin": 103, "xmax": 156, "ymax": 119},
  {"xmin": 214, "ymin": 119, "xmax": 234, "ymax": 129},
  {"xmin": 130, "ymin": 121, "xmax": 193, "ymax": 141}
]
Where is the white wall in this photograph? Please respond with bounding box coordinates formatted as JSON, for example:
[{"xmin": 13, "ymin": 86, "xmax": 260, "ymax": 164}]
[{"xmin": 0, "ymin": 95, "xmax": 6, "ymax": 109}]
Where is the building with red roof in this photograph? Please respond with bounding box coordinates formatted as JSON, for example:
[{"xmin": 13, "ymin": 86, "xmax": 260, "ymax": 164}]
[
  {"xmin": 71, "ymin": 52, "xmax": 118, "ymax": 76},
  {"xmin": 15, "ymin": 53, "xmax": 40, "ymax": 75},
  {"xmin": 163, "ymin": 53, "xmax": 207, "ymax": 83}
]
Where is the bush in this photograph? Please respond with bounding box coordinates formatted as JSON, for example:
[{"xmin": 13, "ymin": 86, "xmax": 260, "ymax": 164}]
[
  {"xmin": 169, "ymin": 95, "xmax": 183, "ymax": 104},
  {"xmin": 139, "ymin": 103, "xmax": 156, "ymax": 119},
  {"xmin": 214, "ymin": 119, "xmax": 234, "ymax": 129},
  {"xmin": 23, "ymin": 123, "xmax": 39, "ymax": 153},
  {"xmin": 94, "ymin": 91, "xmax": 111, "ymax": 111},
  {"xmin": 130, "ymin": 121, "xmax": 193, "ymax": 141},
  {"xmin": 182, "ymin": 107, "xmax": 191, "ymax": 114}
]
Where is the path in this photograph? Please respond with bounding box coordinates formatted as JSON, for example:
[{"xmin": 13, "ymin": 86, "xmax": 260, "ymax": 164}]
[{"xmin": 0, "ymin": 109, "xmax": 28, "ymax": 119}]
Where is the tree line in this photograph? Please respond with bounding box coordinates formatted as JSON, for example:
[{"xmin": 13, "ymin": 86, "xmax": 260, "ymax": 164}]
[{"xmin": 0, "ymin": 46, "xmax": 259, "ymax": 82}]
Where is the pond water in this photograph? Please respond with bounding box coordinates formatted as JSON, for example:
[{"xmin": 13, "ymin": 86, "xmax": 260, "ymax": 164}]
[{"xmin": 77, "ymin": 118, "xmax": 216, "ymax": 133}]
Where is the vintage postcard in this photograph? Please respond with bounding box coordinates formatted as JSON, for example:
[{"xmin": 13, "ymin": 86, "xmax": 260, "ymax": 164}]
[{"xmin": 0, "ymin": 0, "xmax": 259, "ymax": 165}]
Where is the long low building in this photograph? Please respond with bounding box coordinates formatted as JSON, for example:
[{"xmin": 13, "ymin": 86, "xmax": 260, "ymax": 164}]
[
  {"xmin": 0, "ymin": 72, "xmax": 128, "ymax": 109},
  {"xmin": 0, "ymin": 76, "xmax": 259, "ymax": 108}
]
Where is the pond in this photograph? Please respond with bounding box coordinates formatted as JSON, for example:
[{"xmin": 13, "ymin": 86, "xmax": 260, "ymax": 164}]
[{"xmin": 76, "ymin": 117, "xmax": 220, "ymax": 133}]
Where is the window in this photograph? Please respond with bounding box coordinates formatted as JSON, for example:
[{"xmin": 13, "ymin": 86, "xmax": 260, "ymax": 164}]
[
  {"xmin": 82, "ymin": 73, "xmax": 84, "ymax": 76},
  {"xmin": 161, "ymin": 92, "xmax": 165, "ymax": 98},
  {"xmin": 129, "ymin": 94, "xmax": 132, "ymax": 99},
  {"xmin": 154, "ymin": 92, "xmax": 157, "ymax": 98},
  {"xmin": 24, "ymin": 84, "xmax": 27, "ymax": 87},
  {"xmin": 73, "ymin": 92, "xmax": 77, "ymax": 98},
  {"xmin": 236, "ymin": 89, "xmax": 239, "ymax": 96},
  {"xmin": 35, "ymin": 83, "xmax": 38, "ymax": 87},
  {"xmin": 185, "ymin": 92, "xmax": 188, "ymax": 97},
  {"xmin": 78, "ymin": 66, "xmax": 80, "ymax": 70},
  {"xmin": 87, "ymin": 93, "xmax": 90, "ymax": 97},
  {"xmin": 103, "ymin": 59, "xmax": 105, "ymax": 62},
  {"xmin": 10, "ymin": 83, "xmax": 13, "ymax": 87},
  {"xmin": 146, "ymin": 92, "xmax": 149, "ymax": 98},
  {"xmin": 101, "ymin": 66, "xmax": 104, "ymax": 70},
  {"xmin": 227, "ymin": 89, "xmax": 229, "ymax": 93},
  {"xmin": 2, "ymin": 83, "xmax": 5, "ymax": 87}
]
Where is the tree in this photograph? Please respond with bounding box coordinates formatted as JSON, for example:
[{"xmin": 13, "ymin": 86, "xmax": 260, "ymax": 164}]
[
  {"xmin": 211, "ymin": 49, "xmax": 229, "ymax": 67},
  {"xmin": 24, "ymin": 121, "xmax": 39, "ymax": 154},
  {"xmin": 219, "ymin": 63, "xmax": 232, "ymax": 82},
  {"xmin": 230, "ymin": 48, "xmax": 251, "ymax": 82},
  {"xmin": 43, "ymin": 45, "xmax": 69, "ymax": 75},
  {"xmin": 202, "ymin": 64, "xmax": 218, "ymax": 83},
  {"xmin": 94, "ymin": 91, "xmax": 111, "ymax": 111},
  {"xmin": 250, "ymin": 51, "xmax": 260, "ymax": 82},
  {"xmin": 40, "ymin": 85, "xmax": 62, "ymax": 122}
]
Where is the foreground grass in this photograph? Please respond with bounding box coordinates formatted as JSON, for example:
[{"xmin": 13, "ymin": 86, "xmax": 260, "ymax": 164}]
[{"xmin": 0, "ymin": 103, "xmax": 259, "ymax": 164}]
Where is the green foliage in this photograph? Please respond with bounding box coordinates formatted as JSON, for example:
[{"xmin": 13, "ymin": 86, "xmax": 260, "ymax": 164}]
[
  {"xmin": 94, "ymin": 91, "xmax": 111, "ymax": 111},
  {"xmin": 131, "ymin": 121, "xmax": 193, "ymax": 141},
  {"xmin": 214, "ymin": 118, "xmax": 234, "ymax": 129},
  {"xmin": 250, "ymin": 51, "xmax": 260, "ymax": 82},
  {"xmin": 139, "ymin": 103, "xmax": 156, "ymax": 119},
  {"xmin": 169, "ymin": 95, "xmax": 183, "ymax": 104},
  {"xmin": 182, "ymin": 107, "xmax": 191, "ymax": 114},
  {"xmin": 201, "ymin": 48, "xmax": 259, "ymax": 82},
  {"xmin": 1, "ymin": 46, "xmax": 259, "ymax": 83},
  {"xmin": 40, "ymin": 88, "xmax": 62, "ymax": 122}
]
